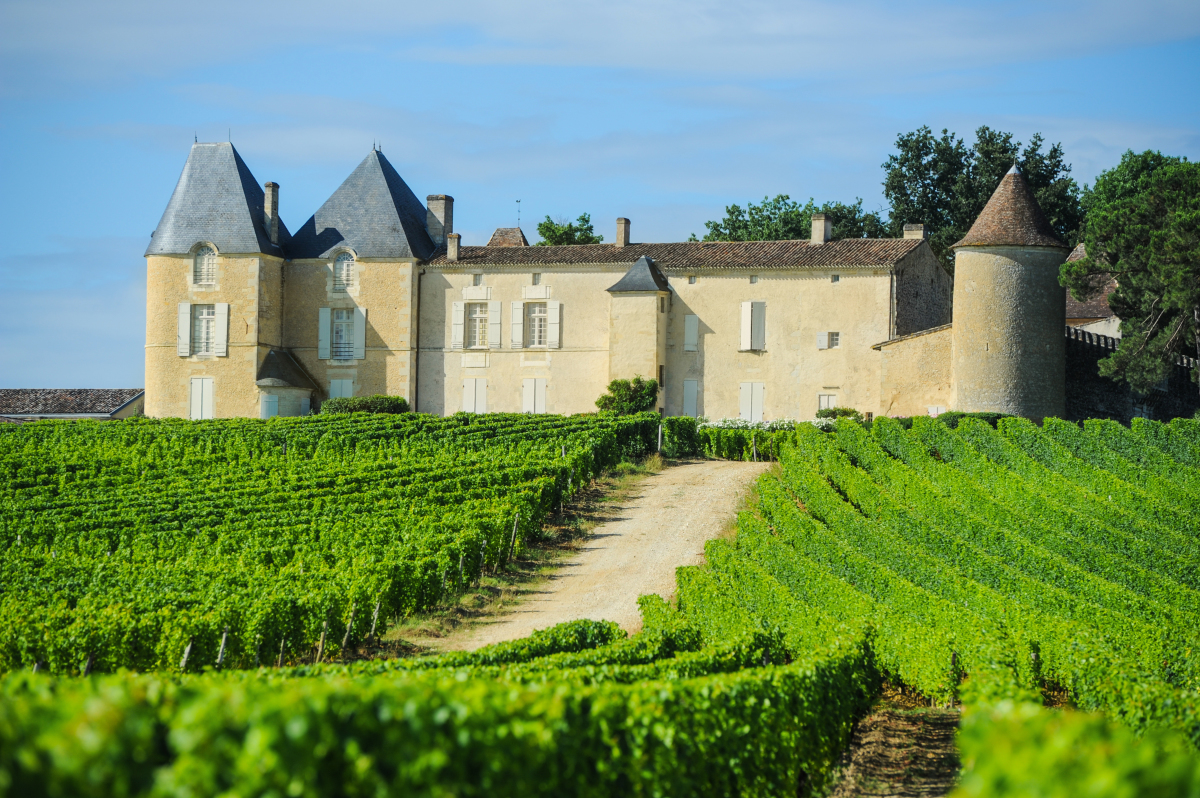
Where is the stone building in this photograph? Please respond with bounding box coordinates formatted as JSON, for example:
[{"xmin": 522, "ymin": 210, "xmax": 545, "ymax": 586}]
[{"xmin": 144, "ymin": 143, "xmax": 1195, "ymax": 423}]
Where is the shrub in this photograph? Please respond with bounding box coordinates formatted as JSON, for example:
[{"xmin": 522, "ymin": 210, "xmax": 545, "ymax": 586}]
[
  {"xmin": 320, "ymin": 395, "xmax": 410, "ymax": 415},
  {"xmin": 815, "ymin": 406, "xmax": 865, "ymax": 424},
  {"xmin": 595, "ymin": 377, "xmax": 658, "ymax": 415}
]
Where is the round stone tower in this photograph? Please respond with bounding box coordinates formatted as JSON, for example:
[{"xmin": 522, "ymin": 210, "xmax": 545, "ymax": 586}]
[{"xmin": 950, "ymin": 165, "xmax": 1071, "ymax": 420}]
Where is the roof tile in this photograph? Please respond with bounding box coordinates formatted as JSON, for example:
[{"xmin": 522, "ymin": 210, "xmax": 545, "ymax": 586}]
[
  {"xmin": 0, "ymin": 389, "xmax": 144, "ymax": 416},
  {"xmin": 952, "ymin": 166, "xmax": 1067, "ymax": 250}
]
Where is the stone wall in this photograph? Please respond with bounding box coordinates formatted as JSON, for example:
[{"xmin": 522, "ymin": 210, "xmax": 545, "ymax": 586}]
[
  {"xmin": 1065, "ymin": 327, "xmax": 1199, "ymax": 423},
  {"xmin": 875, "ymin": 325, "xmax": 953, "ymax": 418},
  {"xmin": 893, "ymin": 246, "xmax": 953, "ymax": 337}
]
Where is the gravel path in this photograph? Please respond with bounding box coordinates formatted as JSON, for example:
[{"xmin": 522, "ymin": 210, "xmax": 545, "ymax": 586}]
[{"xmin": 462, "ymin": 459, "xmax": 769, "ymax": 650}]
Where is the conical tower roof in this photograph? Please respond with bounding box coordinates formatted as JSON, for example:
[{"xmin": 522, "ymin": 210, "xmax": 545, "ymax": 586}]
[
  {"xmin": 288, "ymin": 150, "xmax": 435, "ymax": 260},
  {"xmin": 952, "ymin": 165, "xmax": 1067, "ymax": 249},
  {"xmin": 146, "ymin": 142, "xmax": 288, "ymax": 256}
]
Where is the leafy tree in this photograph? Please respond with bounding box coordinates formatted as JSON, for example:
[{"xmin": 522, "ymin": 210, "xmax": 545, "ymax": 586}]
[
  {"xmin": 595, "ymin": 376, "xmax": 659, "ymax": 414},
  {"xmin": 1060, "ymin": 151, "xmax": 1200, "ymax": 397},
  {"xmin": 882, "ymin": 125, "xmax": 1083, "ymax": 272},
  {"xmin": 694, "ymin": 195, "xmax": 885, "ymax": 242},
  {"xmin": 536, "ymin": 213, "xmax": 604, "ymax": 245}
]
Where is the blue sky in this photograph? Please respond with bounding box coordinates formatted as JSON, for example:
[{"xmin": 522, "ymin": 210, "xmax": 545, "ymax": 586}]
[{"xmin": 2, "ymin": 0, "xmax": 1198, "ymax": 388}]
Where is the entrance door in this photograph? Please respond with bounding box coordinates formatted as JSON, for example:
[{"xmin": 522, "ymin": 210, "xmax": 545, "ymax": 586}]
[{"xmin": 189, "ymin": 377, "xmax": 214, "ymax": 420}]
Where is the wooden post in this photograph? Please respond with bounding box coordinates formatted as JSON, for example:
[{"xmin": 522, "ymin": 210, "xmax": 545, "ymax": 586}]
[
  {"xmin": 254, "ymin": 637, "xmax": 263, "ymax": 668},
  {"xmin": 368, "ymin": 601, "xmax": 381, "ymax": 644},
  {"xmin": 83, "ymin": 652, "xmax": 94, "ymax": 677},
  {"xmin": 657, "ymin": 424, "xmax": 662, "ymax": 453},
  {"xmin": 216, "ymin": 626, "xmax": 229, "ymax": 669},
  {"xmin": 316, "ymin": 619, "xmax": 328, "ymax": 663},
  {"xmin": 752, "ymin": 433, "xmax": 757, "ymax": 462},
  {"xmin": 509, "ymin": 515, "xmax": 520, "ymax": 562},
  {"xmin": 277, "ymin": 637, "xmax": 286, "ymax": 668},
  {"xmin": 561, "ymin": 445, "xmax": 566, "ymax": 458},
  {"xmin": 179, "ymin": 637, "xmax": 194, "ymax": 672},
  {"xmin": 341, "ymin": 604, "xmax": 356, "ymax": 656},
  {"xmin": 458, "ymin": 554, "xmax": 464, "ymax": 587},
  {"xmin": 31, "ymin": 661, "xmax": 40, "ymax": 674}
]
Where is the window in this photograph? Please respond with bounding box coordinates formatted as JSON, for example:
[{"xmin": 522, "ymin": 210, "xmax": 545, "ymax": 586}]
[
  {"xmin": 522, "ymin": 378, "xmax": 547, "ymax": 413},
  {"xmin": 532, "ymin": 273, "xmax": 541, "ymax": 285},
  {"xmin": 525, "ymin": 302, "xmax": 548, "ymax": 347},
  {"xmin": 688, "ymin": 275, "xmax": 696, "ymax": 284},
  {"xmin": 658, "ymin": 365, "xmax": 664, "ymax": 385},
  {"xmin": 329, "ymin": 379, "xmax": 353, "ymax": 399},
  {"xmin": 926, "ymin": 405, "xmax": 946, "ymax": 417},
  {"xmin": 682, "ymin": 380, "xmax": 698, "ymax": 417},
  {"xmin": 193, "ymin": 246, "xmax": 217, "ymax": 284},
  {"xmin": 466, "ymin": 303, "xmax": 489, "ymax": 349},
  {"xmin": 684, "ymin": 314, "xmax": 699, "ymax": 351},
  {"xmin": 472, "ymin": 273, "xmax": 483, "ymax": 286},
  {"xmin": 189, "ymin": 377, "xmax": 214, "ymax": 420},
  {"xmin": 463, "ymin": 378, "xmax": 487, "ymax": 413},
  {"xmin": 818, "ymin": 394, "xmax": 837, "ymax": 411},
  {"xmin": 831, "ymin": 274, "xmax": 840, "ymax": 283},
  {"xmin": 333, "ymin": 253, "xmax": 354, "ymax": 292},
  {"xmin": 332, "ymin": 309, "xmax": 355, "ymax": 358},
  {"xmin": 260, "ymin": 394, "xmax": 279, "ymax": 419},
  {"xmin": 739, "ymin": 382, "xmax": 765, "ymax": 422},
  {"xmin": 829, "ymin": 332, "xmax": 841, "ymax": 348},
  {"xmin": 739, "ymin": 302, "xmax": 766, "ymax": 351},
  {"xmin": 191, "ymin": 304, "xmax": 216, "ymax": 355},
  {"xmin": 817, "ymin": 331, "xmax": 840, "ymax": 350}
]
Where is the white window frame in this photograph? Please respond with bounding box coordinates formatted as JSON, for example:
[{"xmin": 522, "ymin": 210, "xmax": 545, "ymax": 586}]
[
  {"xmin": 191, "ymin": 304, "xmax": 216, "ymax": 355},
  {"xmin": 818, "ymin": 394, "xmax": 837, "ymax": 411},
  {"xmin": 332, "ymin": 309, "xmax": 355, "ymax": 359},
  {"xmin": 193, "ymin": 246, "xmax": 217, "ymax": 285},
  {"xmin": 522, "ymin": 378, "xmax": 547, "ymax": 413},
  {"xmin": 526, "ymin": 302, "xmax": 548, "ymax": 348},
  {"xmin": 532, "ymin": 273, "xmax": 542, "ymax": 286},
  {"xmin": 739, "ymin": 302, "xmax": 766, "ymax": 351},
  {"xmin": 333, "ymin": 253, "xmax": 355, "ymax": 292},
  {"xmin": 829, "ymin": 331, "xmax": 841, "ymax": 349},
  {"xmin": 466, "ymin": 303, "xmax": 489, "ymax": 349},
  {"xmin": 463, "ymin": 378, "xmax": 487, "ymax": 413}
]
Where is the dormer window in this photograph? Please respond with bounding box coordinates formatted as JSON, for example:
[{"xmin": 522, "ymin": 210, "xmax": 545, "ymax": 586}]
[
  {"xmin": 333, "ymin": 253, "xmax": 355, "ymax": 292},
  {"xmin": 193, "ymin": 246, "xmax": 216, "ymax": 285}
]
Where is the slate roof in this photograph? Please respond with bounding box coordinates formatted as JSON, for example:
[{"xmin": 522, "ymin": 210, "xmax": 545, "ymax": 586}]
[
  {"xmin": 288, "ymin": 150, "xmax": 435, "ymax": 260},
  {"xmin": 256, "ymin": 350, "xmax": 320, "ymax": 391},
  {"xmin": 1063, "ymin": 246, "xmax": 1117, "ymax": 320},
  {"xmin": 487, "ymin": 227, "xmax": 530, "ymax": 247},
  {"xmin": 608, "ymin": 256, "xmax": 671, "ymax": 293},
  {"xmin": 952, "ymin": 165, "xmax": 1067, "ymax": 250},
  {"xmin": 146, "ymin": 143, "xmax": 289, "ymax": 257},
  {"xmin": 429, "ymin": 238, "xmax": 923, "ymax": 271},
  {"xmin": 0, "ymin": 389, "xmax": 144, "ymax": 416}
]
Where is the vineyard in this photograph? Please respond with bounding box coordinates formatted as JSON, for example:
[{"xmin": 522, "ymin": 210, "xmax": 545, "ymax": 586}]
[{"xmin": 2, "ymin": 412, "xmax": 1200, "ymax": 795}]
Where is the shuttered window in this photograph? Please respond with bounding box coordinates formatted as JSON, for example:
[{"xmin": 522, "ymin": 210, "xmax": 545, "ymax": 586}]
[
  {"xmin": 739, "ymin": 302, "xmax": 766, "ymax": 351},
  {"xmin": 189, "ymin": 377, "xmax": 214, "ymax": 419},
  {"xmin": 329, "ymin": 379, "xmax": 353, "ymax": 399},
  {"xmin": 817, "ymin": 332, "xmax": 841, "ymax": 350},
  {"xmin": 522, "ymin": 378, "xmax": 547, "ymax": 413},
  {"xmin": 526, "ymin": 302, "xmax": 548, "ymax": 347},
  {"xmin": 260, "ymin": 395, "xmax": 279, "ymax": 419},
  {"xmin": 191, "ymin": 305, "xmax": 216, "ymax": 355},
  {"xmin": 818, "ymin": 394, "xmax": 837, "ymax": 411},
  {"xmin": 193, "ymin": 246, "xmax": 216, "ymax": 284},
  {"xmin": 332, "ymin": 309, "xmax": 354, "ymax": 358},
  {"xmin": 333, "ymin": 253, "xmax": 354, "ymax": 292},
  {"xmin": 466, "ymin": 303, "xmax": 488, "ymax": 349},
  {"xmin": 463, "ymin": 378, "xmax": 487, "ymax": 413},
  {"xmin": 682, "ymin": 380, "xmax": 698, "ymax": 417},
  {"xmin": 739, "ymin": 382, "xmax": 765, "ymax": 422},
  {"xmin": 684, "ymin": 314, "xmax": 699, "ymax": 351}
]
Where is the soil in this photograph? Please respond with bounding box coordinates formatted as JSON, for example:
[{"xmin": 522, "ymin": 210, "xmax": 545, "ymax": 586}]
[{"xmin": 456, "ymin": 458, "xmax": 769, "ymax": 649}]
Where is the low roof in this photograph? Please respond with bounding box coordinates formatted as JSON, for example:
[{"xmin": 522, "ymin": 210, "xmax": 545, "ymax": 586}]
[
  {"xmin": 428, "ymin": 238, "xmax": 923, "ymax": 270},
  {"xmin": 1063, "ymin": 246, "xmax": 1116, "ymax": 320},
  {"xmin": 608, "ymin": 256, "xmax": 670, "ymax": 293},
  {"xmin": 952, "ymin": 165, "xmax": 1067, "ymax": 250},
  {"xmin": 487, "ymin": 228, "xmax": 530, "ymax": 247},
  {"xmin": 255, "ymin": 350, "xmax": 319, "ymax": 391},
  {"xmin": 0, "ymin": 389, "xmax": 144, "ymax": 416}
]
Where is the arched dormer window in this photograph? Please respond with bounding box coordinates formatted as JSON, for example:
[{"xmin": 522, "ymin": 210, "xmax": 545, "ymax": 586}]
[
  {"xmin": 193, "ymin": 246, "xmax": 217, "ymax": 285},
  {"xmin": 333, "ymin": 252, "xmax": 355, "ymax": 292}
]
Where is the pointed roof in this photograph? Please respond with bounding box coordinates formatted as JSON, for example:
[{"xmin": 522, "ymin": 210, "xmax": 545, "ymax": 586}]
[
  {"xmin": 255, "ymin": 350, "xmax": 319, "ymax": 391},
  {"xmin": 952, "ymin": 165, "xmax": 1067, "ymax": 249},
  {"xmin": 487, "ymin": 227, "xmax": 530, "ymax": 247},
  {"xmin": 287, "ymin": 150, "xmax": 435, "ymax": 260},
  {"xmin": 146, "ymin": 143, "xmax": 288, "ymax": 256},
  {"xmin": 607, "ymin": 256, "xmax": 671, "ymax": 293}
]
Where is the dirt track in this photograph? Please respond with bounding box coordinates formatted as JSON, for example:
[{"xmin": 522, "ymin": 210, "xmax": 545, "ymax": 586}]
[{"xmin": 462, "ymin": 459, "xmax": 769, "ymax": 650}]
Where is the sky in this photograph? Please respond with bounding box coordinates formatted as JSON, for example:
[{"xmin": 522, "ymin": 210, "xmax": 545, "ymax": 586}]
[{"xmin": 1, "ymin": 0, "xmax": 1198, "ymax": 388}]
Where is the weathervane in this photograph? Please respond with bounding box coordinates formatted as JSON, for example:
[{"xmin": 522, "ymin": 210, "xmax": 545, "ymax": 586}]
[{"xmin": 517, "ymin": 199, "xmax": 521, "ymax": 228}]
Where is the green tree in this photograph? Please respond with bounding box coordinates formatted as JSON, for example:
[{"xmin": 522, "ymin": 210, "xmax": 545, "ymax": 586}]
[
  {"xmin": 595, "ymin": 376, "xmax": 659, "ymax": 414},
  {"xmin": 882, "ymin": 125, "xmax": 1083, "ymax": 272},
  {"xmin": 536, "ymin": 213, "xmax": 604, "ymax": 245},
  {"xmin": 694, "ymin": 195, "xmax": 885, "ymax": 242},
  {"xmin": 1060, "ymin": 151, "xmax": 1200, "ymax": 397}
]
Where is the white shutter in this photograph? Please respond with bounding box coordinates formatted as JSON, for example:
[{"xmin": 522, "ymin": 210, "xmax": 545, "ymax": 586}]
[
  {"xmin": 683, "ymin": 380, "xmax": 698, "ymax": 417},
  {"xmin": 177, "ymin": 303, "xmax": 192, "ymax": 356},
  {"xmin": 816, "ymin": 332, "xmax": 828, "ymax": 350},
  {"xmin": 260, "ymin": 394, "xmax": 278, "ymax": 419},
  {"xmin": 751, "ymin": 302, "xmax": 766, "ymax": 351},
  {"xmin": 189, "ymin": 378, "xmax": 203, "ymax": 419},
  {"xmin": 201, "ymin": 378, "xmax": 214, "ymax": 419},
  {"xmin": 752, "ymin": 382, "xmax": 765, "ymax": 422},
  {"xmin": 522, "ymin": 379, "xmax": 535, "ymax": 413},
  {"xmin": 535, "ymin": 379, "xmax": 546, "ymax": 414},
  {"xmin": 511, "ymin": 302, "xmax": 524, "ymax": 349},
  {"xmin": 353, "ymin": 307, "xmax": 367, "ymax": 360},
  {"xmin": 451, "ymin": 302, "xmax": 465, "ymax": 350},
  {"xmin": 547, "ymin": 300, "xmax": 561, "ymax": 349},
  {"xmin": 739, "ymin": 382, "xmax": 752, "ymax": 420},
  {"xmin": 462, "ymin": 379, "xmax": 476, "ymax": 413},
  {"xmin": 488, "ymin": 300, "xmax": 501, "ymax": 349},
  {"xmin": 739, "ymin": 302, "xmax": 752, "ymax": 351},
  {"xmin": 299, "ymin": 397, "xmax": 310, "ymax": 416},
  {"xmin": 214, "ymin": 303, "xmax": 229, "ymax": 357},
  {"xmin": 684, "ymin": 314, "xmax": 699, "ymax": 351},
  {"xmin": 318, "ymin": 308, "xmax": 331, "ymax": 359},
  {"xmin": 475, "ymin": 379, "xmax": 487, "ymax": 413}
]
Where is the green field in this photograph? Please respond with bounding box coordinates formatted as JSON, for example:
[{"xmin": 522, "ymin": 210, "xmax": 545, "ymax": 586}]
[{"xmin": 2, "ymin": 413, "xmax": 1199, "ymax": 796}]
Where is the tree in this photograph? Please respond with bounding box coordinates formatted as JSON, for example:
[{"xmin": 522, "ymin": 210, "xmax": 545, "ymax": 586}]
[
  {"xmin": 595, "ymin": 377, "xmax": 659, "ymax": 414},
  {"xmin": 694, "ymin": 195, "xmax": 886, "ymax": 242},
  {"xmin": 536, "ymin": 213, "xmax": 603, "ymax": 245},
  {"xmin": 882, "ymin": 125, "xmax": 1083, "ymax": 272},
  {"xmin": 1060, "ymin": 151, "xmax": 1200, "ymax": 397}
]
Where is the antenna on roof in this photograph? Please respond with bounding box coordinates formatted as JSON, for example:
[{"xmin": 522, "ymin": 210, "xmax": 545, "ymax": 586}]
[
  {"xmin": 517, "ymin": 199, "xmax": 521, "ymax": 228},
  {"xmin": 194, "ymin": 133, "xmax": 198, "ymax": 143},
  {"xmin": 228, "ymin": 128, "xmax": 231, "ymax": 142}
]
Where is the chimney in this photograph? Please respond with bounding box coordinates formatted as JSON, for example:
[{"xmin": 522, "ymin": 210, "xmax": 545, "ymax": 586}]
[
  {"xmin": 427, "ymin": 195, "xmax": 454, "ymax": 246},
  {"xmin": 903, "ymin": 223, "xmax": 927, "ymax": 240},
  {"xmin": 264, "ymin": 182, "xmax": 280, "ymax": 246},
  {"xmin": 447, "ymin": 233, "xmax": 461, "ymax": 262},
  {"xmin": 616, "ymin": 217, "xmax": 630, "ymax": 247},
  {"xmin": 811, "ymin": 213, "xmax": 831, "ymax": 245}
]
